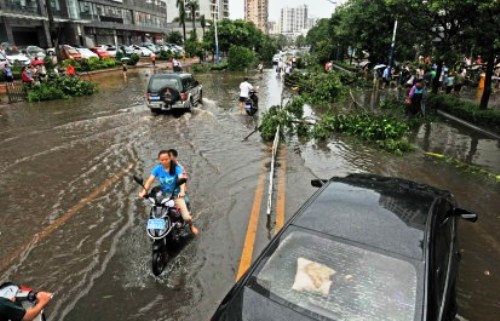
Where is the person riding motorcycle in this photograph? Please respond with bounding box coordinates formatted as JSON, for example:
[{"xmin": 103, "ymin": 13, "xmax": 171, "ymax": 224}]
[
  {"xmin": 0, "ymin": 283, "xmax": 52, "ymax": 321},
  {"xmin": 139, "ymin": 150, "xmax": 199, "ymax": 236},
  {"xmin": 238, "ymin": 77, "xmax": 254, "ymax": 114}
]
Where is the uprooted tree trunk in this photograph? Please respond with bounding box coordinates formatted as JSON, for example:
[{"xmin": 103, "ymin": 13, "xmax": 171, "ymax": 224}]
[{"xmin": 479, "ymin": 45, "xmax": 495, "ymax": 110}]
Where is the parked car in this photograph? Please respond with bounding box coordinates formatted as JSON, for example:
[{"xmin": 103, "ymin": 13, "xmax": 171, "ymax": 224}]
[
  {"xmin": 119, "ymin": 45, "xmax": 135, "ymax": 56},
  {"xmin": 76, "ymin": 47, "xmax": 99, "ymax": 59},
  {"xmin": 132, "ymin": 45, "xmax": 154, "ymax": 57},
  {"xmin": 94, "ymin": 44, "xmax": 116, "ymax": 57},
  {"xmin": 211, "ymin": 174, "xmax": 478, "ymax": 321},
  {"xmin": 0, "ymin": 45, "xmax": 30, "ymax": 65},
  {"xmin": 141, "ymin": 43, "xmax": 160, "ymax": 54},
  {"xmin": 24, "ymin": 46, "xmax": 46, "ymax": 60},
  {"xmin": 60, "ymin": 45, "xmax": 82, "ymax": 61},
  {"xmin": 145, "ymin": 72, "xmax": 202, "ymax": 114},
  {"xmin": 90, "ymin": 47, "xmax": 111, "ymax": 59}
]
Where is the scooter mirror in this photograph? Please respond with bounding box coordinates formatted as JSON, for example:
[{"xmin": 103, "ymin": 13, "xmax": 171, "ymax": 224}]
[
  {"xmin": 133, "ymin": 175, "xmax": 144, "ymax": 185},
  {"xmin": 177, "ymin": 178, "xmax": 187, "ymax": 186}
]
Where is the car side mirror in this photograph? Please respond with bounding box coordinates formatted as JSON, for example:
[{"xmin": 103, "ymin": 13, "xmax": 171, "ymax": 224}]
[
  {"xmin": 311, "ymin": 179, "xmax": 327, "ymax": 188},
  {"xmin": 453, "ymin": 207, "xmax": 478, "ymax": 222}
]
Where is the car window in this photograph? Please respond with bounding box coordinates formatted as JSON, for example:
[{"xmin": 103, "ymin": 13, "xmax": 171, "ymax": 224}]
[
  {"xmin": 252, "ymin": 229, "xmax": 420, "ymax": 321},
  {"xmin": 149, "ymin": 76, "xmax": 181, "ymax": 92},
  {"xmin": 181, "ymin": 78, "xmax": 192, "ymax": 91}
]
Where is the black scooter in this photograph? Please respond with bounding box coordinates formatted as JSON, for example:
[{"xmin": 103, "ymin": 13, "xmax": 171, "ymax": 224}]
[{"xmin": 244, "ymin": 89, "xmax": 259, "ymax": 116}]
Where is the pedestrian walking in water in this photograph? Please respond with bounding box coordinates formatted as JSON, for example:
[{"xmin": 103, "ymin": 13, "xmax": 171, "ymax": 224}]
[
  {"xmin": 122, "ymin": 61, "xmax": 128, "ymax": 79},
  {"xmin": 407, "ymin": 80, "xmax": 426, "ymax": 116}
]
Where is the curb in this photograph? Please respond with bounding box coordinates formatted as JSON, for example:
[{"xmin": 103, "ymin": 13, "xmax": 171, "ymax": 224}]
[{"xmin": 436, "ymin": 110, "xmax": 500, "ymax": 141}]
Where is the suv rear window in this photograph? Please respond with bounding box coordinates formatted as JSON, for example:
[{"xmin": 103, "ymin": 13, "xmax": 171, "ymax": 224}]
[
  {"xmin": 148, "ymin": 75, "xmax": 181, "ymax": 92},
  {"xmin": 252, "ymin": 229, "xmax": 420, "ymax": 321}
]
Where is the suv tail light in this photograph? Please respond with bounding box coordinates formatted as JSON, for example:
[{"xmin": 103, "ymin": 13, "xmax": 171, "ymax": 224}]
[{"xmin": 180, "ymin": 92, "xmax": 188, "ymax": 101}]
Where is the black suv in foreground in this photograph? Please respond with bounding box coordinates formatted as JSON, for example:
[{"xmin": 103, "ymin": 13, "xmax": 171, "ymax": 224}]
[
  {"xmin": 146, "ymin": 72, "xmax": 202, "ymax": 114},
  {"xmin": 211, "ymin": 174, "xmax": 478, "ymax": 321}
]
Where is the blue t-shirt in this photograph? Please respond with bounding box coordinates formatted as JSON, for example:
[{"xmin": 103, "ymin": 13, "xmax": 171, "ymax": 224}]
[{"xmin": 151, "ymin": 164, "xmax": 183, "ymax": 193}]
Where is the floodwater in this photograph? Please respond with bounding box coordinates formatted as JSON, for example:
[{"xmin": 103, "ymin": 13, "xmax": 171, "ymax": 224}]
[{"xmin": 0, "ymin": 68, "xmax": 498, "ymax": 321}]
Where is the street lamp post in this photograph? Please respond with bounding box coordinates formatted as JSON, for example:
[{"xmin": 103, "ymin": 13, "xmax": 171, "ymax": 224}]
[
  {"xmin": 388, "ymin": 19, "xmax": 398, "ymax": 68},
  {"xmin": 214, "ymin": 0, "xmax": 220, "ymax": 64}
]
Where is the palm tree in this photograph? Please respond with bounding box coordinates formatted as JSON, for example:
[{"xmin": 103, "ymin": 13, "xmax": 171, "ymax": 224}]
[
  {"xmin": 200, "ymin": 14, "xmax": 206, "ymax": 39},
  {"xmin": 185, "ymin": 0, "xmax": 199, "ymax": 32},
  {"xmin": 176, "ymin": 0, "xmax": 187, "ymax": 43}
]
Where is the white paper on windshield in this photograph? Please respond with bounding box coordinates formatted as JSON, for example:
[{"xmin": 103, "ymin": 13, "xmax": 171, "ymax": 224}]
[{"xmin": 292, "ymin": 257, "xmax": 335, "ymax": 296}]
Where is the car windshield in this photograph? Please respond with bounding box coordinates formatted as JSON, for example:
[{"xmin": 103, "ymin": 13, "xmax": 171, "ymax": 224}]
[
  {"xmin": 5, "ymin": 47, "xmax": 21, "ymax": 55},
  {"xmin": 149, "ymin": 76, "xmax": 181, "ymax": 92},
  {"xmin": 252, "ymin": 229, "xmax": 419, "ymax": 321}
]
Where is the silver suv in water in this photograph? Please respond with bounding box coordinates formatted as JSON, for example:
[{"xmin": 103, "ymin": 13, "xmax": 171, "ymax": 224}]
[{"xmin": 146, "ymin": 73, "xmax": 202, "ymax": 114}]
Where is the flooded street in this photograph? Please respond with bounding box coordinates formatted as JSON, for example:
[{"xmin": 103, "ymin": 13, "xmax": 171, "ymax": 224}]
[{"xmin": 0, "ymin": 68, "xmax": 498, "ymax": 321}]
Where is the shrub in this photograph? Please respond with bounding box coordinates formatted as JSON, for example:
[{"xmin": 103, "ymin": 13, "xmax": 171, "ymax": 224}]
[
  {"xmin": 26, "ymin": 76, "xmax": 96, "ymax": 102},
  {"xmin": 60, "ymin": 59, "xmax": 81, "ymax": 70},
  {"xmin": 426, "ymin": 94, "xmax": 500, "ymax": 133},
  {"xmin": 158, "ymin": 50, "xmax": 172, "ymax": 60},
  {"xmin": 228, "ymin": 46, "xmax": 255, "ymax": 71},
  {"xmin": 128, "ymin": 53, "xmax": 140, "ymax": 66}
]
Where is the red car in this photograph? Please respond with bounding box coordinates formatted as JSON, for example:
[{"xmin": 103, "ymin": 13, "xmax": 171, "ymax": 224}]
[{"xmin": 90, "ymin": 47, "xmax": 111, "ymax": 59}]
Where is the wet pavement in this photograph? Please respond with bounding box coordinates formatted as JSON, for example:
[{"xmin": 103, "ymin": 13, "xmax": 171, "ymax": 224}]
[{"xmin": 0, "ymin": 68, "xmax": 498, "ymax": 321}]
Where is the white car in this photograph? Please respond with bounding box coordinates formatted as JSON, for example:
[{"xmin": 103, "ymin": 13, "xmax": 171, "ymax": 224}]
[
  {"xmin": 132, "ymin": 45, "xmax": 154, "ymax": 57},
  {"xmin": 76, "ymin": 47, "xmax": 99, "ymax": 59},
  {"xmin": 1, "ymin": 47, "xmax": 30, "ymax": 65}
]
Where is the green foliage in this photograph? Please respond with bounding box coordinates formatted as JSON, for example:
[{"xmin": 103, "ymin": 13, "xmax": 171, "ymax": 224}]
[
  {"xmin": 61, "ymin": 59, "xmax": 81, "ymax": 70},
  {"xmin": 227, "ymin": 46, "xmax": 255, "ymax": 71},
  {"xmin": 258, "ymin": 100, "xmax": 413, "ymax": 154},
  {"xmin": 79, "ymin": 57, "xmax": 117, "ymax": 71},
  {"xmin": 426, "ymin": 94, "xmax": 500, "ymax": 133},
  {"xmin": 285, "ymin": 72, "xmax": 345, "ymax": 104},
  {"xmin": 185, "ymin": 30, "xmax": 203, "ymax": 60},
  {"xmin": 158, "ymin": 50, "xmax": 172, "ymax": 60},
  {"xmin": 259, "ymin": 106, "xmax": 292, "ymax": 141},
  {"xmin": 166, "ymin": 31, "xmax": 184, "ymax": 45},
  {"xmin": 26, "ymin": 76, "xmax": 96, "ymax": 102},
  {"xmin": 128, "ymin": 53, "xmax": 140, "ymax": 66},
  {"xmin": 311, "ymin": 113, "xmax": 413, "ymax": 154},
  {"xmin": 204, "ymin": 19, "xmax": 278, "ymax": 63}
]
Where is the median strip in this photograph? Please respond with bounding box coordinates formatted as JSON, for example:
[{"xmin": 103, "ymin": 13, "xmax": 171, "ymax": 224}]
[{"xmin": 236, "ymin": 168, "xmax": 267, "ymax": 281}]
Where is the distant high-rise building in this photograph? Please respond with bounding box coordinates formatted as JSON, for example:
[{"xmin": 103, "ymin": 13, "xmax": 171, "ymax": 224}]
[
  {"xmin": 268, "ymin": 21, "xmax": 281, "ymax": 35},
  {"xmin": 166, "ymin": 0, "xmax": 229, "ymax": 22},
  {"xmin": 245, "ymin": 0, "xmax": 268, "ymax": 33},
  {"xmin": 280, "ymin": 4, "xmax": 308, "ymax": 36}
]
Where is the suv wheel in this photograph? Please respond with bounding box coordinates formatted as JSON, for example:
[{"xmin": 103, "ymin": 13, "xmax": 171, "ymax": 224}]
[{"xmin": 198, "ymin": 91, "xmax": 203, "ymax": 105}]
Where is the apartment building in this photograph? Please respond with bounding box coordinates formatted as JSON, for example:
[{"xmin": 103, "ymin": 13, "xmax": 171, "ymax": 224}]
[
  {"xmin": 165, "ymin": 0, "xmax": 229, "ymax": 23},
  {"xmin": 280, "ymin": 4, "xmax": 308, "ymax": 36},
  {"xmin": 0, "ymin": 0, "xmax": 171, "ymax": 47},
  {"xmin": 245, "ymin": 0, "xmax": 268, "ymax": 33}
]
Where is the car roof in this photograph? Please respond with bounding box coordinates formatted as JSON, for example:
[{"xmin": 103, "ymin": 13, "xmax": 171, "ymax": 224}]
[
  {"xmin": 150, "ymin": 72, "xmax": 192, "ymax": 79},
  {"xmin": 292, "ymin": 174, "xmax": 449, "ymax": 260}
]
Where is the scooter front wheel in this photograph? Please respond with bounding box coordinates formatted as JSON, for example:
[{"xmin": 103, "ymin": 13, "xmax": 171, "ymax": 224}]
[{"xmin": 152, "ymin": 250, "xmax": 166, "ymax": 276}]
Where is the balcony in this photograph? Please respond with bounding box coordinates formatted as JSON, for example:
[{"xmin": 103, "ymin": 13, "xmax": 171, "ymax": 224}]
[{"xmin": 2, "ymin": 1, "xmax": 41, "ymax": 15}]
